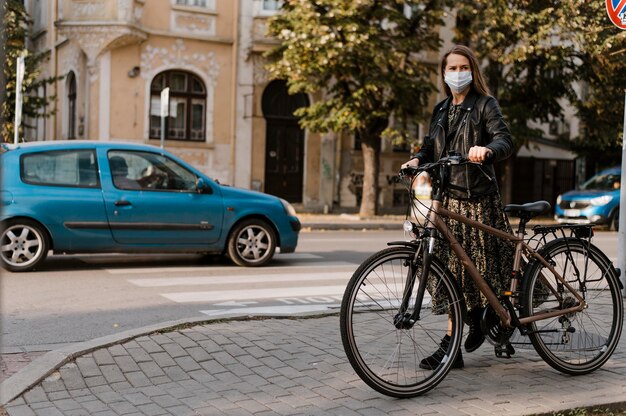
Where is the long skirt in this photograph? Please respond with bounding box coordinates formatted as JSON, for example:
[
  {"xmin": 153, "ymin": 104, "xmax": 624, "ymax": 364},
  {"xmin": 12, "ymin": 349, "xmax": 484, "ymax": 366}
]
[{"xmin": 430, "ymin": 193, "xmax": 515, "ymax": 314}]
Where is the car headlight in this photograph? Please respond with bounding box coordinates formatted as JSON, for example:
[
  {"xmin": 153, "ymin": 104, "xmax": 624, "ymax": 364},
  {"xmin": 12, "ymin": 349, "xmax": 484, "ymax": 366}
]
[
  {"xmin": 280, "ymin": 198, "xmax": 297, "ymax": 216},
  {"xmin": 590, "ymin": 195, "xmax": 613, "ymax": 206}
]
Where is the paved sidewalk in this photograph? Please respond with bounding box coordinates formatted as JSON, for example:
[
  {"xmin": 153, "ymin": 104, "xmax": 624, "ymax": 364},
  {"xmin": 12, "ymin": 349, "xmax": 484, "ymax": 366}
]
[
  {"xmin": 2, "ymin": 311, "xmax": 625, "ymax": 416},
  {"xmin": 0, "ymin": 213, "xmax": 610, "ymax": 416}
]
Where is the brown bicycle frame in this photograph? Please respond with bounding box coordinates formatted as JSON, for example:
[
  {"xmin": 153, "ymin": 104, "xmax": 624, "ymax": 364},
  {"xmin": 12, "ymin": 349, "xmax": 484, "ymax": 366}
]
[{"xmin": 426, "ymin": 199, "xmax": 587, "ymax": 328}]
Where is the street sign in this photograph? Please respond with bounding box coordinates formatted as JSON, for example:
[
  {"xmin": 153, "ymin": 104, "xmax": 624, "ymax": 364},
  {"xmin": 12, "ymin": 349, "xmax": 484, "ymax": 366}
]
[
  {"xmin": 160, "ymin": 87, "xmax": 169, "ymax": 117},
  {"xmin": 160, "ymin": 87, "xmax": 169, "ymax": 148}
]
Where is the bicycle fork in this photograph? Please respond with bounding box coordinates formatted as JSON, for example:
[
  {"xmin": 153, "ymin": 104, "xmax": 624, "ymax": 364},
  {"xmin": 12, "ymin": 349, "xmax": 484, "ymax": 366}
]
[{"xmin": 393, "ymin": 233, "xmax": 435, "ymax": 329}]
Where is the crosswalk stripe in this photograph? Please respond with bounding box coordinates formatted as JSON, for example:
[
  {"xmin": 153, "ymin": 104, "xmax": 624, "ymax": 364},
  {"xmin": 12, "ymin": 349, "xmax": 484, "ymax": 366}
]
[
  {"xmin": 107, "ymin": 261, "xmax": 353, "ymax": 275},
  {"xmin": 162, "ymin": 285, "xmax": 350, "ymax": 303},
  {"xmin": 128, "ymin": 271, "xmax": 353, "ymax": 287},
  {"xmin": 199, "ymin": 304, "xmax": 340, "ymax": 316}
]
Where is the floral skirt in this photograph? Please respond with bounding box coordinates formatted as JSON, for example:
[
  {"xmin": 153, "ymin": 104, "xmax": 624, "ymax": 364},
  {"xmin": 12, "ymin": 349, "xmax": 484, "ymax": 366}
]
[{"xmin": 430, "ymin": 193, "xmax": 515, "ymax": 314}]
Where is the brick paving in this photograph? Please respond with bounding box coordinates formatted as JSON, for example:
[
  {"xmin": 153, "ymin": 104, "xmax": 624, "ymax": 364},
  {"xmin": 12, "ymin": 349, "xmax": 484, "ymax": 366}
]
[
  {"xmin": 0, "ymin": 353, "xmax": 46, "ymax": 385},
  {"xmin": 2, "ymin": 314, "xmax": 626, "ymax": 416}
]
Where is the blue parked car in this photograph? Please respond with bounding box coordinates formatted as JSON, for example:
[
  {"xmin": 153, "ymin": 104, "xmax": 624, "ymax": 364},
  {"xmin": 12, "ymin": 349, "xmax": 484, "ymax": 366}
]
[
  {"xmin": 0, "ymin": 141, "xmax": 300, "ymax": 272},
  {"xmin": 554, "ymin": 166, "xmax": 621, "ymax": 231}
]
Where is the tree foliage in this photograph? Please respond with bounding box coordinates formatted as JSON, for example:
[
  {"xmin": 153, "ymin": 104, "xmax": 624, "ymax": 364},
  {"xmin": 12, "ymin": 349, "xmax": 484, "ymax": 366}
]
[
  {"xmin": 456, "ymin": 0, "xmax": 625, "ymax": 160},
  {"xmin": 265, "ymin": 0, "xmax": 452, "ymax": 215},
  {"xmin": 2, "ymin": 0, "xmax": 59, "ymax": 143}
]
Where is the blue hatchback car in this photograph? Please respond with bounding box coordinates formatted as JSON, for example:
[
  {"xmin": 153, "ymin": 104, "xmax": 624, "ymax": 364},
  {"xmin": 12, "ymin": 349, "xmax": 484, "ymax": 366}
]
[
  {"xmin": 554, "ymin": 166, "xmax": 621, "ymax": 231},
  {"xmin": 0, "ymin": 141, "xmax": 300, "ymax": 272}
]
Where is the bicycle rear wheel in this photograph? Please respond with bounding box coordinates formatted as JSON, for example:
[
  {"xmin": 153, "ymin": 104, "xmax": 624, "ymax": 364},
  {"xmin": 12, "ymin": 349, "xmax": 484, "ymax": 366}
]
[
  {"xmin": 340, "ymin": 246, "xmax": 463, "ymax": 398},
  {"xmin": 522, "ymin": 238, "xmax": 623, "ymax": 375}
]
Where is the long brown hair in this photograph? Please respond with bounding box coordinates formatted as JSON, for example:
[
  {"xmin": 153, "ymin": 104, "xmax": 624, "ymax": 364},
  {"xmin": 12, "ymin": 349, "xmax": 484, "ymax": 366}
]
[{"xmin": 440, "ymin": 45, "xmax": 490, "ymax": 97}]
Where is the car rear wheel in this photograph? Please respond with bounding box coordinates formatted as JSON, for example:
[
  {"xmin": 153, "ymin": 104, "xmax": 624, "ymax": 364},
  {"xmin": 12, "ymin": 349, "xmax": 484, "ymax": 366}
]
[
  {"xmin": 227, "ymin": 219, "xmax": 276, "ymax": 267},
  {"xmin": 1, "ymin": 219, "xmax": 49, "ymax": 272}
]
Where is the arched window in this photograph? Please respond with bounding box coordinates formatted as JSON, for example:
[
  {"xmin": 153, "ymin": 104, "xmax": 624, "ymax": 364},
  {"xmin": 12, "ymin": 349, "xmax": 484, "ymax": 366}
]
[
  {"xmin": 149, "ymin": 70, "xmax": 206, "ymax": 142},
  {"xmin": 67, "ymin": 71, "xmax": 77, "ymax": 140}
]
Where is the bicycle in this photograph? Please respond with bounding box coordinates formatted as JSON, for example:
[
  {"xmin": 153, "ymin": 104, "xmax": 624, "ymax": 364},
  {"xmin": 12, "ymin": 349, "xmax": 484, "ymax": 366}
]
[{"xmin": 340, "ymin": 154, "xmax": 624, "ymax": 398}]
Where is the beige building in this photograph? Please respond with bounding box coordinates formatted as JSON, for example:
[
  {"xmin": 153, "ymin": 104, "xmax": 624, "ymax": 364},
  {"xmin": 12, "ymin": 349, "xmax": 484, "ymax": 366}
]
[
  {"xmin": 24, "ymin": 0, "xmax": 578, "ymax": 212},
  {"xmin": 24, "ymin": 0, "xmax": 433, "ymax": 213}
]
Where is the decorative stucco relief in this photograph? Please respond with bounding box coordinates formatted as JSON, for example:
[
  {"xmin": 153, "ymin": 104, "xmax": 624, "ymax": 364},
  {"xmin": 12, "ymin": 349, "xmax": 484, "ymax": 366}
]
[
  {"xmin": 117, "ymin": 0, "xmax": 134, "ymax": 21},
  {"xmin": 139, "ymin": 39, "xmax": 219, "ymax": 85},
  {"xmin": 72, "ymin": 0, "xmax": 106, "ymax": 19},
  {"xmin": 252, "ymin": 18, "xmax": 269, "ymax": 42},
  {"xmin": 60, "ymin": 42, "xmax": 84, "ymax": 85},
  {"xmin": 58, "ymin": 25, "xmax": 146, "ymax": 69},
  {"xmin": 170, "ymin": 10, "xmax": 216, "ymax": 37},
  {"xmin": 252, "ymin": 53, "xmax": 269, "ymax": 85}
]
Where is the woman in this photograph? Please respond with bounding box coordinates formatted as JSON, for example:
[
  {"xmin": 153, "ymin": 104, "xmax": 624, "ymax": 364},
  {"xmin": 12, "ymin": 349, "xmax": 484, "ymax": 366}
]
[{"xmin": 401, "ymin": 45, "xmax": 515, "ymax": 369}]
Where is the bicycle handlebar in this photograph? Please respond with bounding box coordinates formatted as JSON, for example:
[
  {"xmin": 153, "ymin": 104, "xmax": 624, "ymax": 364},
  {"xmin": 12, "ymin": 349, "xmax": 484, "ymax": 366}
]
[{"xmin": 399, "ymin": 154, "xmax": 472, "ymax": 178}]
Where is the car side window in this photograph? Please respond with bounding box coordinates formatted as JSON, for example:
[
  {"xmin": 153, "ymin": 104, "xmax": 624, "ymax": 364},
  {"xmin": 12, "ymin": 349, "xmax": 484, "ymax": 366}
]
[
  {"xmin": 21, "ymin": 150, "xmax": 99, "ymax": 188},
  {"xmin": 108, "ymin": 150, "xmax": 199, "ymax": 192}
]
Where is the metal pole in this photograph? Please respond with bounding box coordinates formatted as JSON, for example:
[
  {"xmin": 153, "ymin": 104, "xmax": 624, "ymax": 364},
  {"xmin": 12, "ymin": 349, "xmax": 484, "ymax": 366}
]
[
  {"xmin": 618, "ymin": 90, "xmax": 626, "ymax": 296},
  {"xmin": 160, "ymin": 116, "xmax": 165, "ymax": 149},
  {"xmin": 14, "ymin": 54, "xmax": 25, "ymax": 144}
]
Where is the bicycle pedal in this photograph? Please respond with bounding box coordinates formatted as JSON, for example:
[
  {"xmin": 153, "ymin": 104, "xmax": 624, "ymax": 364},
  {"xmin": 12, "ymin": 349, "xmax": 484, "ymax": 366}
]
[{"xmin": 494, "ymin": 343, "xmax": 515, "ymax": 359}]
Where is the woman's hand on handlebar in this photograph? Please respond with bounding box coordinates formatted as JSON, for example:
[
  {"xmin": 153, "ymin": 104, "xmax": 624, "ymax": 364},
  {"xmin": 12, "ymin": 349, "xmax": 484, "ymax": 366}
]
[
  {"xmin": 401, "ymin": 158, "xmax": 419, "ymax": 170},
  {"xmin": 400, "ymin": 158, "xmax": 420, "ymax": 176},
  {"xmin": 468, "ymin": 146, "xmax": 493, "ymax": 164}
]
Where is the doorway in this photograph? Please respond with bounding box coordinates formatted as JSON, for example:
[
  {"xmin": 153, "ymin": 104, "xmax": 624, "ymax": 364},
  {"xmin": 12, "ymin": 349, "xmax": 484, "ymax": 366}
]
[{"xmin": 262, "ymin": 80, "xmax": 309, "ymax": 203}]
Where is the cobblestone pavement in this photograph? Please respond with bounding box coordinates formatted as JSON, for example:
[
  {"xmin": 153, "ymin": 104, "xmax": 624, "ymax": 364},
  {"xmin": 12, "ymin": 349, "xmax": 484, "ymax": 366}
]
[{"xmin": 2, "ymin": 314, "xmax": 626, "ymax": 416}]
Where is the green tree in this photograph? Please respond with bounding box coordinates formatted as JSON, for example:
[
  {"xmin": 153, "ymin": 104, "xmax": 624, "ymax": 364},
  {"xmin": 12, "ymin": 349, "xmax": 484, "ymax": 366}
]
[
  {"xmin": 265, "ymin": 0, "xmax": 451, "ymax": 216},
  {"xmin": 562, "ymin": 0, "xmax": 626, "ymax": 161},
  {"xmin": 456, "ymin": 0, "xmax": 624, "ymax": 162},
  {"xmin": 456, "ymin": 1, "xmax": 578, "ymax": 148},
  {"xmin": 2, "ymin": 0, "xmax": 59, "ymax": 143}
]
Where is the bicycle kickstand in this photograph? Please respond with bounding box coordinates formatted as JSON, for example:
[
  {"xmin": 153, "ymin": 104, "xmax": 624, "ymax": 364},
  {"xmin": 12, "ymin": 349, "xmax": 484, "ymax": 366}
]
[{"xmin": 494, "ymin": 343, "xmax": 515, "ymax": 359}]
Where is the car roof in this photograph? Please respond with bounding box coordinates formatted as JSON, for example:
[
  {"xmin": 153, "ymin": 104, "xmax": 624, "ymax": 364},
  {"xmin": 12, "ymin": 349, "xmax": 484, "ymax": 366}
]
[
  {"xmin": 596, "ymin": 166, "xmax": 621, "ymax": 175},
  {"xmin": 2, "ymin": 140, "xmax": 164, "ymax": 153}
]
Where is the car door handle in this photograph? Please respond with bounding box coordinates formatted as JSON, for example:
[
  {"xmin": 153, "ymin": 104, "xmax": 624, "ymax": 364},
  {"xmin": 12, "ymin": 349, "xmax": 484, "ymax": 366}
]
[{"xmin": 114, "ymin": 200, "xmax": 132, "ymax": 207}]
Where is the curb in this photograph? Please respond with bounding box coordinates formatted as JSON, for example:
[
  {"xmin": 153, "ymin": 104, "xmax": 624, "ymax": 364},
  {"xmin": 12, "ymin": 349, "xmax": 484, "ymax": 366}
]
[{"xmin": 0, "ymin": 310, "xmax": 337, "ymax": 406}]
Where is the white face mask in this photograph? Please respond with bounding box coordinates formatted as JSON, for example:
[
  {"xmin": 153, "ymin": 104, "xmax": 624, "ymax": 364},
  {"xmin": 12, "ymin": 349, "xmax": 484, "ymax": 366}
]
[{"xmin": 444, "ymin": 71, "xmax": 473, "ymax": 93}]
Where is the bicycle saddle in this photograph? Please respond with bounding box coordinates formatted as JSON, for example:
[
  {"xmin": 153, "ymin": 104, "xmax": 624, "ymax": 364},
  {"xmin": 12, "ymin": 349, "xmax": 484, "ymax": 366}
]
[{"xmin": 503, "ymin": 201, "xmax": 551, "ymax": 219}]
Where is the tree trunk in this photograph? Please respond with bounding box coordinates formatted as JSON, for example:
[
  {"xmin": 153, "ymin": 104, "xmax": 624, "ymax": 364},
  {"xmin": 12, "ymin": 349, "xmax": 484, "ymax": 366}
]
[{"xmin": 358, "ymin": 120, "xmax": 385, "ymax": 217}]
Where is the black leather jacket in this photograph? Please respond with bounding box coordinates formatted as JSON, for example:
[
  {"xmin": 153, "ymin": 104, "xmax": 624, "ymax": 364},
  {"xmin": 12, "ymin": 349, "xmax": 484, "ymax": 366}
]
[{"xmin": 412, "ymin": 90, "xmax": 513, "ymax": 199}]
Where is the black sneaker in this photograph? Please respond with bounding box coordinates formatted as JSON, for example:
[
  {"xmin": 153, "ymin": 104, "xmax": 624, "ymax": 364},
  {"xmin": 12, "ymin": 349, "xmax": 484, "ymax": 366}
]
[
  {"xmin": 465, "ymin": 307, "xmax": 486, "ymax": 352},
  {"xmin": 419, "ymin": 335, "xmax": 464, "ymax": 370}
]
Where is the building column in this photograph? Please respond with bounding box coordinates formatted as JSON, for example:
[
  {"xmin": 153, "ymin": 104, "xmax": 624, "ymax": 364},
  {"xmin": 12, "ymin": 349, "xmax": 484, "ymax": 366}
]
[{"xmin": 98, "ymin": 51, "xmax": 111, "ymax": 140}]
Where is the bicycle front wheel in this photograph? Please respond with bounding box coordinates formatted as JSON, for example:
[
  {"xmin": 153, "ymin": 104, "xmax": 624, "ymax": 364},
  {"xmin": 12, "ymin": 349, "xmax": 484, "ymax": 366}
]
[
  {"xmin": 522, "ymin": 238, "xmax": 623, "ymax": 375},
  {"xmin": 340, "ymin": 246, "xmax": 463, "ymax": 398}
]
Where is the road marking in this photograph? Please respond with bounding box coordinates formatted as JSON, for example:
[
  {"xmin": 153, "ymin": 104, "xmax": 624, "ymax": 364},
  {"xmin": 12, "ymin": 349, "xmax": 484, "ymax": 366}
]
[
  {"xmin": 107, "ymin": 260, "xmax": 353, "ymax": 275},
  {"xmin": 199, "ymin": 304, "xmax": 340, "ymax": 317},
  {"xmin": 162, "ymin": 280, "xmax": 411, "ymax": 304},
  {"xmin": 128, "ymin": 271, "xmax": 353, "ymax": 287},
  {"xmin": 214, "ymin": 301, "xmax": 258, "ymax": 307},
  {"xmin": 162, "ymin": 285, "xmax": 349, "ymax": 303}
]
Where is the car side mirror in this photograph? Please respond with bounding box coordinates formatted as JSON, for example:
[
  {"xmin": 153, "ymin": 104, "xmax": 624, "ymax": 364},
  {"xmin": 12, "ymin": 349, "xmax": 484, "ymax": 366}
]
[{"xmin": 196, "ymin": 177, "xmax": 212, "ymax": 194}]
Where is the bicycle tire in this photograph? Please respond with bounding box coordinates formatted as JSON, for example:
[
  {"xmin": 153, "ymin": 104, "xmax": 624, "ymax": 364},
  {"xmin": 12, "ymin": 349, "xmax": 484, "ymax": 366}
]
[
  {"xmin": 340, "ymin": 246, "xmax": 463, "ymax": 398},
  {"xmin": 521, "ymin": 238, "xmax": 623, "ymax": 375}
]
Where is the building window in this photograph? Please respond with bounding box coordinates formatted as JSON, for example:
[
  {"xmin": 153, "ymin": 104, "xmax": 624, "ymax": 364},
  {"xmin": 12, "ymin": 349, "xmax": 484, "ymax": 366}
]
[
  {"xmin": 149, "ymin": 70, "xmax": 206, "ymax": 142},
  {"xmin": 263, "ymin": 0, "xmax": 282, "ymax": 11},
  {"xmin": 175, "ymin": 0, "xmax": 209, "ymax": 7},
  {"xmin": 67, "ymin": 71, "xmax": 77, "ymax": 140}
]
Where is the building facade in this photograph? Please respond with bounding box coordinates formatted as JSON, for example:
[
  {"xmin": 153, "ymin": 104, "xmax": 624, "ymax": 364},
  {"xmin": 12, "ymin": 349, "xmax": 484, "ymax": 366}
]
[{"xmin": 23, "ymin": 0, "xmax": 579, "ymax": 212}]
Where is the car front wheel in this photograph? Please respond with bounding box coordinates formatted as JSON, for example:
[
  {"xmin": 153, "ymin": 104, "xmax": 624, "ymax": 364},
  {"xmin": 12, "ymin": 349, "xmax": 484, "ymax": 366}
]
[
  {"xmin": 227, "ymin": 219, "xmax": 276, "ymax": 267},
  {"xmin": 1, "ymin": 219, "xmax": 49, "ymax": 272}
]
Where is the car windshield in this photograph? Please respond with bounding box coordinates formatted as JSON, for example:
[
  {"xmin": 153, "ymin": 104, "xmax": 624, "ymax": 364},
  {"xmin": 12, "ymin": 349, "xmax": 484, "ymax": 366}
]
[{"xmin": 581, "ymin": 172, "xmax": 621, "ymax": 191}]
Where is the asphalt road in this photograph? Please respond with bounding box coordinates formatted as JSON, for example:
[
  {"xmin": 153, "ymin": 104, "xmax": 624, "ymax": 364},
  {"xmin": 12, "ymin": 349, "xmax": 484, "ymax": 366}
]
[{"xmin": 1, "ymin": 229, "xmax": 620, "ymax": 356}]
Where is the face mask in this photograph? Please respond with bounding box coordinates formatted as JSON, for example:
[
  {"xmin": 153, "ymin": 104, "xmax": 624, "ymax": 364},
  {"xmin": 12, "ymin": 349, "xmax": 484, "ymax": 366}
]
[{"xmin": 444, "ymin": 71, "xmax": 473, "ymax": 93}]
